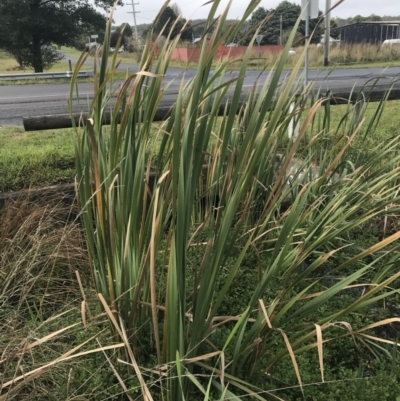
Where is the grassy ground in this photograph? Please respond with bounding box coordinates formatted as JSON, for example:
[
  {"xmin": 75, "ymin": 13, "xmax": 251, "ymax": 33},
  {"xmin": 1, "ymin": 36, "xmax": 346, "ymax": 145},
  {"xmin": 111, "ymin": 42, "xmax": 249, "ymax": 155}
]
[
  {"xmin": 312, "ymin": 98, "xmax": 400, "ymax": 155},
  {"xmin": 1, "ymin": 180, "xmax": 400, "ymax": 400},
  {"xmin": 0, "ymin": 50, "xmax": 81, "ymax": 74},
  {"xmin": 0, "ymin": 48, "xmax": 92, "ymax": 87},
  {"xmin": 59, "ymin": 46, "xmax": 85, "ymax": 59},
  {"xmin": 260, "ymin": 43, "xmax": 400, "ymax": 70},
  {"xmin": 2, "ymin": 105, "xmax": 400, "ymax": 400},
  {"xmin": 0, "ymin": 50, "xmax": 24, "ymax": 73},
  {"xmin": 6, "ymin": 44, "xmax": 400, "ymax": 75},
  {"xmin": 0, "ymin": 49, "xmax": 93, "ymax": 86},
  {"xmin": 0, "ymin": 196, "xmax": 133, "ymax": 400},
  {"xmin": 169, "ymin": 43, "xmax": 400, "ymax": 70},
  {"xmin": 2, "ymin": 99, "xmax": 400, "ymax": 193},
  {"xmin": 171, "ymin": 57, "xmax": 400, "ymax": 71},
  {"xmin": 1, "ymin": 44, "xmax": 400, "ymax": 397},
  {"xmin": 0, "ymin": 126, "xmax": 76, "ymax": 191}
]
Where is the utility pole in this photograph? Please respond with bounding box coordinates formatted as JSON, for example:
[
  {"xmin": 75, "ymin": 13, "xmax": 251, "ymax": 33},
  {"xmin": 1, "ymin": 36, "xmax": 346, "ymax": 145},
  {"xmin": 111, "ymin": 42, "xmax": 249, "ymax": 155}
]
[
  {"xmin": 324, "ymin": 0, "xmax": 331, "ymax": 66},
  {"xmin": 128, "ymin": 0, "xmax": 140, "ymax": 43},
  {"xmin": 256, "ymin": 34, "xmax": 264, "ymax": 62},
  {"xmin": 304, "ymin": 1, "xmax": 310, "ymax": 87},
  {"xmin": 301, "ymin": 0, "xmax": 318, "ymax": 87},
  {"xmin": 280, "ymin": 15, "xmax": 283, "ymax": 45}
]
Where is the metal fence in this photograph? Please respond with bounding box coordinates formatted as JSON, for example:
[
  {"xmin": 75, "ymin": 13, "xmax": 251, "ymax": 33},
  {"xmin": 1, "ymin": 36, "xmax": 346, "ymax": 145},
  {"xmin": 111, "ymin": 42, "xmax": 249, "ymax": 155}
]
[{"xmin": 0, "ymin": 70, "xmax": 94, "ymax": 81}]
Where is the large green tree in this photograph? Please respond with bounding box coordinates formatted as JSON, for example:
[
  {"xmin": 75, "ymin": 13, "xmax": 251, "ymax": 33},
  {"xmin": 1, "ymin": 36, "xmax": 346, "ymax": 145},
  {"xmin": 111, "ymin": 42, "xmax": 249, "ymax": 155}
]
[
  {"xmin": 119, "ymin": 23, "xmax": 133, "ymax": 39},
  {"xmin": 246, "ymin": 1, "xmax": 323, "ymax": 45},
  {"xmin": 0, "ymin": 0, "xmax": 116, "ymax": 72},
  {"xmin": 247, "ymin": 7, "xmax": 269, "ymax": 44},
  {"xmin": 148, "ymin": 6, "xmax": 193, "ymax": 41},
  {"xmin": 265, "ymin": 1, "xmax": 302, "ymax": 45},
  {"xmin": 109, "ymin": 23, "xmax": 134, "ymax": 48},
  {"xmin": 330, "ymin": 18, "xmax": 340, "ymax": 39}
]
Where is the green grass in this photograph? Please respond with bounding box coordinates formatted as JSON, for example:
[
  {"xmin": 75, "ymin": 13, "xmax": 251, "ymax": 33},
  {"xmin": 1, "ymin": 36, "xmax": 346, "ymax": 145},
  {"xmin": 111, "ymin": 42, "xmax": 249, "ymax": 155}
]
[
  {"xmin": 0, "ymin": 49, "xmax": 92, "ymax": 80},
  {"xmin": 0, "ymin": 123, "xmax": 163, "ymax": 192},
  {"xmin": 59, "ymin": 46, "xmax": 86, "ymax": 59},
  {"xmin": 2, "ymin": 99, "xmax": 400, "ymax": 193},
  {"xmin": 0, "ymin": 49, "xmax": 23, "ymax": 73},
  {"xmin": 326, "ymin": 60, "xmax": 400, "ymax": 69},
  {"xmin": 312, "ymin": 99, "xmax": 400, "ymax": 156},
  {"xmin": 0, "ymin": 126, "xmax": 76, "ymax": 191},
  {"xmin": 1, "ymin": 50, "xmax": 74, "ymax": 74}
]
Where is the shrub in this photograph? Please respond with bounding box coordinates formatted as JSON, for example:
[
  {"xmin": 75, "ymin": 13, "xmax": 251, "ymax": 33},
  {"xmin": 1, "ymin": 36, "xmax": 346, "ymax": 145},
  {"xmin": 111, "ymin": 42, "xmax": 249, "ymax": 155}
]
[{"xmin": 9, "ymin": 45, "xmax": 64, "ymax": 71}]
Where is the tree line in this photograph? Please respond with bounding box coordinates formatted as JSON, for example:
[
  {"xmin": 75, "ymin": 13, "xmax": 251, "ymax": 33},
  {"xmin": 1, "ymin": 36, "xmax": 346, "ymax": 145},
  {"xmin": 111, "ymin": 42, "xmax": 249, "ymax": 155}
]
[
  {"xmin": 0, "ymin": 0, "xmax": 398, "ymax": 73},
  {"xmin": 335, "ymin": 14, "xmax": 400, "ymax": 27}
]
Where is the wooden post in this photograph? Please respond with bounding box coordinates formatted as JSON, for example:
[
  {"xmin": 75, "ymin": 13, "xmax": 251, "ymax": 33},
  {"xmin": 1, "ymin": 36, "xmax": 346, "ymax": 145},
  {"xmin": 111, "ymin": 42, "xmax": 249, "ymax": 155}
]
[
  {"xmin": 22, "ymin": 89, "xmax": 400, "ymax": 132},
  {"xmin": 324, "ymin": 0, "xmax": 331, "ymax": 67}
]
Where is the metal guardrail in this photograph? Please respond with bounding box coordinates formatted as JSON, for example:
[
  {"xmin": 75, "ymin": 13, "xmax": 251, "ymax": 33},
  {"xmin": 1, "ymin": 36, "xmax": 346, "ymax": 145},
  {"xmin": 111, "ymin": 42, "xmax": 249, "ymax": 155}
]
[{"xmin": 0, "ymin": 70, "xmax": 94, "ymax": 81}]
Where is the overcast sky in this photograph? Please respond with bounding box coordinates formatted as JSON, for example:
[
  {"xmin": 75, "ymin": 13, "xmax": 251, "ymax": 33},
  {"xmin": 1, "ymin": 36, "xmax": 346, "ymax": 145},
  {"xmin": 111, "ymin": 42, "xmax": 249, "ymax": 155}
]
[{"xmin": 106, "ymin": 0, "xmax": 400, "ymax": 25}]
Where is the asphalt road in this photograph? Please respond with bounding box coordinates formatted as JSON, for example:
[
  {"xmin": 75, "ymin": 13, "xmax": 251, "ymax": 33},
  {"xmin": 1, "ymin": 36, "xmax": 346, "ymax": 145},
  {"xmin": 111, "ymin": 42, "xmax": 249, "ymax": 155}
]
[{"xmin": 1, "ymin": 65, "xmax": 400, "ymax": 126}]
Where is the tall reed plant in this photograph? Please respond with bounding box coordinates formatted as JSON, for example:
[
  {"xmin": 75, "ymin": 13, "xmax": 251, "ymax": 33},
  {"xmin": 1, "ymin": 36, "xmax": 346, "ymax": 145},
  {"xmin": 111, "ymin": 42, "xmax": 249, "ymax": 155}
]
[{"xmin": 73, "ymin": 1, "xmax": 400, "ymax": 399}]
